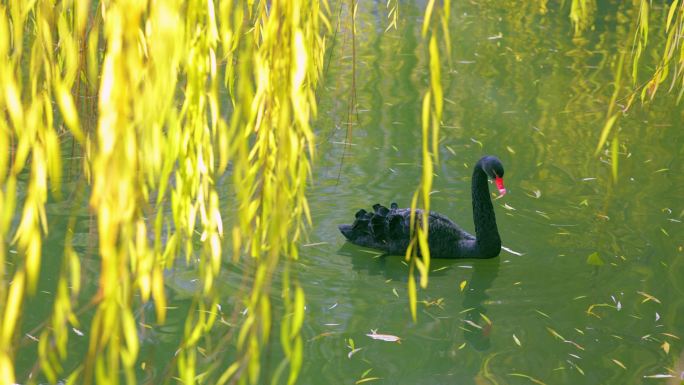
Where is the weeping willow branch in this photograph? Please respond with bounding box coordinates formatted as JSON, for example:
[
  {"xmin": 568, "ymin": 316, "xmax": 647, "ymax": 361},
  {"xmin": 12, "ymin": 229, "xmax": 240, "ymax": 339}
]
[{"xmin": 405, "ymin": 0, "xmax": 450, "ymax": 322}]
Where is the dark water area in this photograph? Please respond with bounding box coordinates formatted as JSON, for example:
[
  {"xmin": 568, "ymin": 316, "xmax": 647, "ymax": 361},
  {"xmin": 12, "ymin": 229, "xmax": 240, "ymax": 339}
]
[{"xmin": 14, "ymin": 1, "xmax": 684, "ymax": 384}]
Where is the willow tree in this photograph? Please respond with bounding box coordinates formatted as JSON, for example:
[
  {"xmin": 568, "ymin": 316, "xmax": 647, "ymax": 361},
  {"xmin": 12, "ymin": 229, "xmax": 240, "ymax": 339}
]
[{"xmin": 0, "ymin": 0, "xmax": 327, "ymax": 383}]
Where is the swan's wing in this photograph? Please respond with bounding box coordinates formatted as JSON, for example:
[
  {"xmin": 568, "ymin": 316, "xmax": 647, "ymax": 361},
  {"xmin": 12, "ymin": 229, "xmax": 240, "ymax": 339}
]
[{"xmin": 426, "ymin": 211, "xmax": 474, "ymax": 241}]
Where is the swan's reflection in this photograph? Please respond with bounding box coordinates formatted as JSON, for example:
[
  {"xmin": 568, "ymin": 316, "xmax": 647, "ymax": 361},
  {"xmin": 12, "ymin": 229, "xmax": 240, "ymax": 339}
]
[{"xmin": 459, "ymin": 257, "xmax": 500, "ymax": 351}]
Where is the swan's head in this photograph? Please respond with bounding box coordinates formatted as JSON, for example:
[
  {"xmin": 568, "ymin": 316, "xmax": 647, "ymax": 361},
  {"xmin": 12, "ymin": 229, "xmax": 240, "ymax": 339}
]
[{"xmin": 479, "ymin": 156, "xmax": 506, "ymax": 196}]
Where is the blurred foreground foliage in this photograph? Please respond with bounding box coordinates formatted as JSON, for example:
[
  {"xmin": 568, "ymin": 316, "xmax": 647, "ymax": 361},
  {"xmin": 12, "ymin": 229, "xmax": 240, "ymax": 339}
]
[{"xmin": 0, "ymin": 0, "xmax": 683, "ymax": 384}]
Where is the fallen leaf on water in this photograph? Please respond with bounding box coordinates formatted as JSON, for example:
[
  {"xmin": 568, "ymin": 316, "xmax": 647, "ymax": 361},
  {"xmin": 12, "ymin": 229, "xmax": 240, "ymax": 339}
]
[
  {"xmin": 534, "ymin": 309, "xmax": 550, "ymax": 319},
  {"xmin": 611, "ymin": 359, "xmax": 626, "ymax": 369},
  {"xmin": 355, "ymin": 378, "xmax": 382, "ymax": 384},
  {"xmin": 348, "ymin": 347, "xmax": 363, "ymax": 359},
  {"xmin": 507, "ymin": 373, "xmax": 547, "ymax": 385},
  {"xmin": 366, "ymin": 330, "xmax": 401, "ymax": 343},
  {"xmin": 637, "ymin": 291, "xmax": 661, "ymax": 304},
  {"xmin": 643, "ymin": 374, "xmax": 673, "ymax": 379},
  {"xmin": 662, "ymin": 341, "xmax": 670, "ymax": 354},
  {"xmin": 459, "ymin": 280, "xmax": 467, "ymax": 292},
  {"xmin": 546, "ymin": 327, "xmax": 565, "ymax": 341},
  {"xmin": 513, "ymin": 334, "xmax": 521, "ymax": 346},
  {"xmin": 480, "ymin": 313, "xmax": 492, "ymax": 325},
  {"xmin": 586, "ymin": 252, "xmax": 604, "ymax": 266},
  {"xmin": 464, "ymin": 319, "xmax": 483, "ymax": 329}
]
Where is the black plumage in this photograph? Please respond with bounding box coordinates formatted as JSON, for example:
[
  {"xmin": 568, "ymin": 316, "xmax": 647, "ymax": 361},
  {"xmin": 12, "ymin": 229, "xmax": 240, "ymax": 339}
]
[{"xmin": 338, "ymin": 156, "xmax": 506, "ymax": 259}]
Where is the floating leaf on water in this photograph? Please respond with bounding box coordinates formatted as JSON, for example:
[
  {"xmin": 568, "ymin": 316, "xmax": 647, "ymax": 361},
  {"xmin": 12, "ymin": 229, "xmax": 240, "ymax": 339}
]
[
  {"xmin": 565, "ymin": 339, "xmax": 585, "ymax": 350},
  {"xmin": 643, "ymin": 374, "xmax": 673, "ymax": 379},
  {"xmin": 25, "ymin": 333, "xmax": 39, "ymax": 342},
  {"xmin": 348, "ymin": 347, "xmax": 363, "ymax": 359},
  {"xmin": 458, "ymin": 342, "xmax": 466, "ymax": 350},
  {"xmin": 459, "ymin": 280, "xmax": 467, "ymax": 292},
  {"xmin": 654, "ymin": 168, "xmax": 669, "ymax": 173},
  {"xmin": 637, "ymin": 291, "xmax": 661, "ymax": 304},
  {"xmin": 480, "ymin": 313, "xmax": 492, "ymax": 325},
  {"xmin": 655, "ymin": 312, "xmax": 660, "ymax": 322},
  {"xmin": 567, "ymin": 360, "xmax": 585, "ymax": 375},
  {"xmin": 535, "ymin": 309, "xmax": 550, "ymax": 319},
  {"xmin": 303, "ymin": 242, "xmax": 328, "ymax": 247},
  {"xmin": 329, "ymin": 302, "xmax": 338, "ymax": 310},
  {"xmin": 586, "ymin": 303, "xmax": 615, "ymax": 318},
  {"xmin": 507, "ymin": 373, "xmax": 547, "ymax": 385},
  {"xmin": 661, "ymin": 341, "xmax": 670, "ymax": 354},
  {"xmin": 535, "ymin": 210, "xmax": 550, "ymax": 219},
  {"xmin": 579, "ymin": 199, "xmax": 589, "ymax": 206},
  {"xmin": 586, "ymin": 252, "xmax": 604, "ymax": 266},
  {"xmin": 612, "ymin": 359, "xmax": 626, "ymax": 369},
  {"xmin": 506, "ymin": 146, "xmax": 515, "ymax": 154},
  {"xmin": 573, "ymin": 295, "xmax": 587, "ymax": 300},
  {"xmin": 355, "ymin": 377, "xmax": 382, "ymax": 384},
  {"xmin": 546, "ymin": 327, "xmax": 565, "ymax": 341},
  {"xmin": 568, "ymin": 353, "xmax": 581, "ymax": 360},
  {"xmin": 503, "ymin": 203, "xmax": 516, "ymax": 210},
  {"xmin": 502, "ymin": 246, "xmax": 524, "ymax": 256},
  {"xmin": 463, "ymin": 319, "xmax": 483, "ymax": 329},
  {"xmin": 660, "ymin": 228, "xmax": 669, "ymax": 236},
  {"xmin": 366, "ymin": 330, "xmax": 401, "ymax": 343},
  {"xmin": 432, "ymin": 266, "xmax": 448, "ymax": 272},
  {"xmin": 513, "ymin": 334, "xmax": 521, "ymax": 346},
  {"xmin": 392, "ymin": 288, "xmax": 399, "ymax": 298},
  {"xmin": 661, "ymin": 333, "xmax": 680, "ymax": 340},
  {"xmin": 470, "ymin": 138, "xmax": 483, "ymax": 147}
]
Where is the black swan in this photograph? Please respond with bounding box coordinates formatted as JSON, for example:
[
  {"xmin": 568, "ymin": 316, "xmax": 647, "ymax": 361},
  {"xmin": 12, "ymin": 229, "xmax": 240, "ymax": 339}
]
[{"xmin": 338, "ymin": 155, "xmax": 506, "ymax": 259}]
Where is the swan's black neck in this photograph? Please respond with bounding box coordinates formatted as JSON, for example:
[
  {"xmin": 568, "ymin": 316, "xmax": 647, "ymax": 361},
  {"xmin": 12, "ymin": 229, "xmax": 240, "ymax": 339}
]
[{"xmin": 471, "ymin": 162, "xmax": 501, "ymax": 258}]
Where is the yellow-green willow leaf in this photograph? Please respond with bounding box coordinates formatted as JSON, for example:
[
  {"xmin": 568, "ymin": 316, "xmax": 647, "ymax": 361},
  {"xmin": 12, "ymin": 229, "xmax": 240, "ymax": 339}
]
[
  {"xmin": 1, "ymin": 270, "xmax": 24, "ymax": 344},
  {"xmin": 595, "ymin": 113, "xmax": 618, "ymax": 155},
  {"xmin": 429, "ymin": 36, "xmax": 443, "ymax": 117},
  {"xmin": 408, "ymin": 265, "xmax": 417, "ymax": 321},
  {"xmin": 291, "ymin": 285, "xmax": 305, "ymax": 336},
  {"xmin": 287, "ymin": 337, "xmax": 303, "ymax": 385},
  {"xmin": 422, "ymin": 0, "xmax": 435, "ymax": 37},
  {"xmin": 611, "ymin": 135, "xmax": 619, "ymax": 182},
  {"xmin": 0, "ymin": 352, "xmax": 15, "ymax": 385},
  {"xmin": 666, "ymin": 0, "xmax": 679, "ymax": 32}
]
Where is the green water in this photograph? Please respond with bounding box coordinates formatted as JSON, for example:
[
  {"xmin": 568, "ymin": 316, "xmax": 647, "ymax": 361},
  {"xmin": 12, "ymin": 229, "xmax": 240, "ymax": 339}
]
[
  {"xmin": 16, "ymin": 1, "xmax": 684, "ymax": 384},
  {"xmin": 298, "ymin": 2, "xmax": 684, "ymax": 384}
]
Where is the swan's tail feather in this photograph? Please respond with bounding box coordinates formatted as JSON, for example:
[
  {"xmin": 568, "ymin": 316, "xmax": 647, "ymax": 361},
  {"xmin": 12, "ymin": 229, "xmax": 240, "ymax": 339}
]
[{"xmin": 339, "ymin": 203, "xmax": 398, "ymax": 250}]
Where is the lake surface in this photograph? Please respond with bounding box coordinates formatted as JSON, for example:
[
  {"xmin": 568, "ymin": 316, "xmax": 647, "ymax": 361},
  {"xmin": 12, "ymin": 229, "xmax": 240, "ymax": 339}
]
[
  {"xmin": 16, "ymin": 1, "xmax": 684, "ymax": 384},
  {"xmin": 297, "ymin": 2, "xmax": 683, "ymax": 384}
]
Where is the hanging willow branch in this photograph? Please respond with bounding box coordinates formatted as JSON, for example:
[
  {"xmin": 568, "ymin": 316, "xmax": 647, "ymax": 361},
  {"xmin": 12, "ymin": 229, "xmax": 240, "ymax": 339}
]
[{"xmin": 405, "ymin": 0, "xmax": 450, "ymax": 322}]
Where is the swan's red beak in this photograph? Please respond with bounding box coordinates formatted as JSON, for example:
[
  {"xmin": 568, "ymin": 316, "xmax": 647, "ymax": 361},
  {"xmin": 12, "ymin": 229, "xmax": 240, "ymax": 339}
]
[{"xmin": 495, "ymin": 177, "xmax": 506, "ymax": 196}]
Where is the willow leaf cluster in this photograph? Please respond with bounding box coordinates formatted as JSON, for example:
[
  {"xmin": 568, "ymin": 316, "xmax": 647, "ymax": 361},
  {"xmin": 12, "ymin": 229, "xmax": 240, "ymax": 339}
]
[
  {"xmin": 404, "ymin": 0, "xmax": 450, "ymax": 322},
  {"xmin": 0, "ymin": 1, "xmax": 327, "ymax": 384}
]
